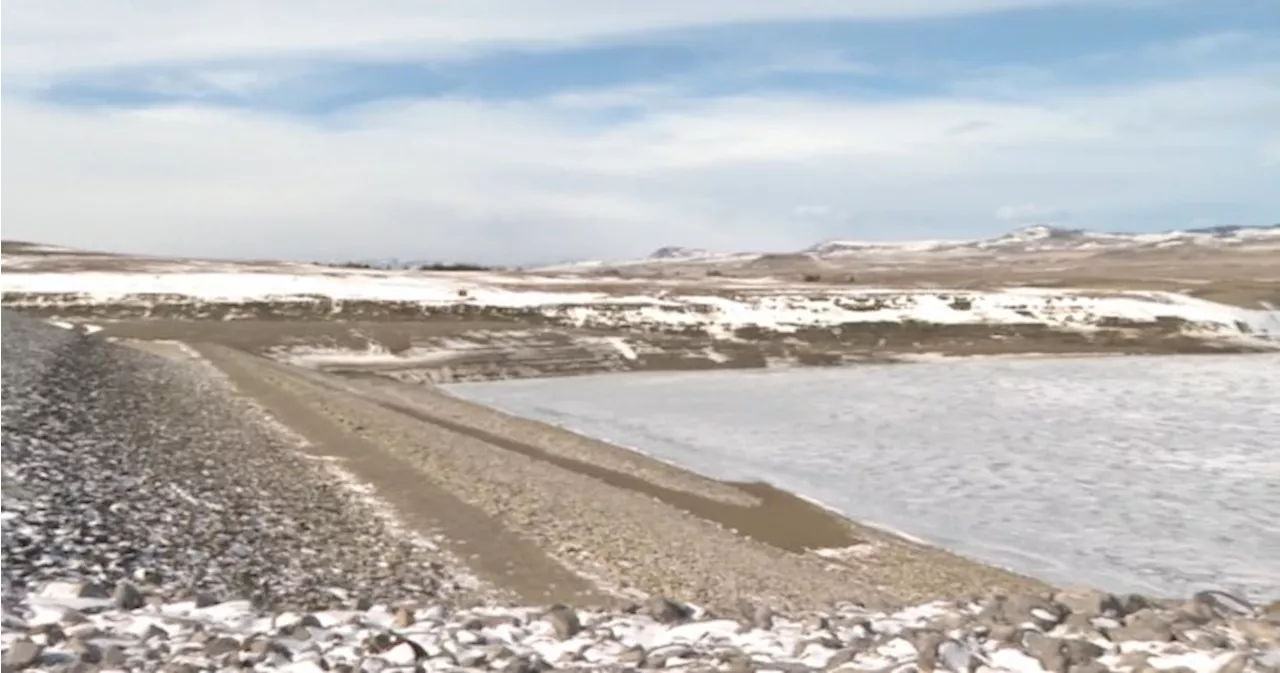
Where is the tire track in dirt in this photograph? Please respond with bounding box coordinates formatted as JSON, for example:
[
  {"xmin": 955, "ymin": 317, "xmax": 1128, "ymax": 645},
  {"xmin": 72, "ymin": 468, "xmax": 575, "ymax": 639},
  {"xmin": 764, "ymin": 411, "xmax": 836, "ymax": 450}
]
[{"xmin": 193, "ymin": 343, "xmax": 607, "ymax": 607}]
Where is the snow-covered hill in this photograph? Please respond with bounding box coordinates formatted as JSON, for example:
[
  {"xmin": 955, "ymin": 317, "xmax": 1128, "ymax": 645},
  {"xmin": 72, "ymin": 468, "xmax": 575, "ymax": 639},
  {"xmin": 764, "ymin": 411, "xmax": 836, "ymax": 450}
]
[
  {"xmin": 557, "ymin": 224, "xmax": 1280, "ymax": 270},
  {"xmin": 801, "ymin": 223, "xmax": 1280, "ymax": 259}
]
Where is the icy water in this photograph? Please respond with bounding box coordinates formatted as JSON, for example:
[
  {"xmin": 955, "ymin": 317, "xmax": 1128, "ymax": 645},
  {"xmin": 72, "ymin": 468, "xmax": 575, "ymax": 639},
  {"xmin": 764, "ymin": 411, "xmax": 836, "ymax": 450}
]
[{"xmin": 448, "ymin": 354, "xmax": 1280, "ymax": 601}]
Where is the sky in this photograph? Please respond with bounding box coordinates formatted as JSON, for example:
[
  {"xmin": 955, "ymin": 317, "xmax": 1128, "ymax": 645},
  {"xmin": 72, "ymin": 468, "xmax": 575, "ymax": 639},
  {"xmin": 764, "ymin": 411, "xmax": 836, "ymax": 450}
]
[{"xmin": 3, "ymin": 1, "xmax": 1278, "ymax": 265}]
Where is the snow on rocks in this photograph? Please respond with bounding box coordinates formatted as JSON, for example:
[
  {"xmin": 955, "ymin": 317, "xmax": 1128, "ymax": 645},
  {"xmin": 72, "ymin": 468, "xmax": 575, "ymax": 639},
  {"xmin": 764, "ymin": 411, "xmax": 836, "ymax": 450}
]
[
  {"xmin": 1, "ymin": 313, "xmax": 483, "ymax": 613},
  {"xmin": 2, "ymin": 589, "xmax": 1278, "ymax": 672}
]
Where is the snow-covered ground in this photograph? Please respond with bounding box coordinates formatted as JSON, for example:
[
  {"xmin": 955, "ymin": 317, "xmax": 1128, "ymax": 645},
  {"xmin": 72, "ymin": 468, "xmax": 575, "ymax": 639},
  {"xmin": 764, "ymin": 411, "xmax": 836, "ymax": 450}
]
[
  {"xmin": 3, "ymin": 270, "xmax": 1279, "ymax": 344},
  {"xmin": 447, "ymin": 354, "xmax": 1280, "ymax": 602}
]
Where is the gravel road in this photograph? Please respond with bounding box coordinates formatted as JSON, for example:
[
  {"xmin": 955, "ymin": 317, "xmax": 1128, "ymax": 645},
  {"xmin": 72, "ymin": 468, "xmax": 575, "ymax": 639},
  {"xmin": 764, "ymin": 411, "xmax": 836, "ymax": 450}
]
[{"xmin": 192, "ymin": 343, "xmax": 1051, "ymax": 611}]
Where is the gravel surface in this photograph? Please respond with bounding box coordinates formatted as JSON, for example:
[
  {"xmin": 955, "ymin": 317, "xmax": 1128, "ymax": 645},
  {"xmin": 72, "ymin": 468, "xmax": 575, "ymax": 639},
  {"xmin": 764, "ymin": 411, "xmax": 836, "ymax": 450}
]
[
  {"xmin": 198, "ymin": 346, "xmax": 884, "ymax": 612},
  {"xmin": 0, "ymin": 313, "xmax": 484, "ymax": 611},
  {"xmin": 361, "ymin": 380, "xmax": 759, "ymax": 508},
  {"xmin": 215, "ymin": 345, "xmax": 1067, "ymax": 611}
]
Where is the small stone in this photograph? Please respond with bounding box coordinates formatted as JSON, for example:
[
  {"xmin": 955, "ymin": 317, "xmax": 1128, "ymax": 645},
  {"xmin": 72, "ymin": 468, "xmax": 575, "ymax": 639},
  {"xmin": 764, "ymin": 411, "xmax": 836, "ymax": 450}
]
[
  {"xmin": 60, "ymin": 609, "xmax": 89, "ymax": 625},
  {"xmin": 40, "ymin": 581, "xmax": 109, "ymax": 600},
  {"xmin": 1113, "ymin": 609, "xmax": 1175, "ymax": 642},
  {"xmin": 544, "ymin": 604, "xmax": 582, "ymax": 640},
  {"xmin": 193, "ymin": 592, "xmax": 220, "ymax": 608},
  {"xmin": 1061, "ymin": 639, "xmax": 1106, "ymax": 665},
  {"xmin": 2, "ymin": 638, "xmax": 44, "ymax": 671},
  {"xmin": 143, "ymin": 624, "xmax": 169, "ymax": 641},
  {"xmin": 1173, "ymin": 600, "xmax": 1215, "ymax": 625},
  {"xmin": 1116, "ymin": 595, "xmax": 1152, "ymax": 617},
  {"xmin": 619, "ymin": 645, "xmax": 647, "ymax": 666},
  {"xmin": 937, "ymin": 639, "xmax": 978, "ymax": 673},
  {"xmin": 725, "ymin": 652, "xmax": 756, "ymax": 673},
  {"xmin": 646, "ymin": 596, "xmax": 692, "ymax": 624},
  {"xmin": 1020, "ymin": 633, "xmax": 1062, "ymax": 665},
  {"xmin": 977, "ymin": 596, "xmax": 1009, "ymax": 625},
  {"xmin": 66, "ymin": 624, "xmax": 100, "ymax": 641},
  {"xmin": 381, "ymin": 638, "xmax": 426, "ymax": 665},
  {"xmin": 245, "ymin": 635, "xmax": 288, "ymax": 659},
  {"xmin": 1179, "ymin": 629, "xmax": 1229, "ymax": 650},
  {"xmin": 1109, "ymin": 623, "xmax": 1173, "ymax": 642},
  {"xmin": 283, "ymin": 660, "xmax": 329, "ymax": 673},
  {"xmin": 804, "ymin": 614, "xmax": 832, "ymax": 632},
  {"xmin": 205, "ymin": 636, "xmax": 241, "ymax": 657},
  {"xmin": 28, "ymin": 623, "xmax": 67, "ymax": 646},
  {"xmin": 503, "ymin": 654, "xmax": 552, "ymax": 673},
  {"xmin": 912, "ymin": 630, "xmax": 946, "ymax": 673},
  {"xmin": 1062, "ymin": 613, "xmax": 1098, "ymax": 634},
  {"xmin": 300, "ymin": 614, "xmax": 323, "ymax": 628},
  {"xmin": 1115, "ymin": 652, "xmax": 1153, "ymax": 669},
  {"xmin": 353, "ymin": 595, "xmax": 373, "ymax": 611},
  {"xmin": 132, "ymin": 567, "xmax": 161, "ymax": 585},
  {"xmin": 1193, "ymin": 591, "xmax": 1255, "ymax": 620},
  {"xmin": 986, "ymin": 624, "xmax": 1019, "ymax": 646},
  {"xmin": 112, "ymin": 581, "xmax": 144, "ymax": 611},
  {"xmin": 1006, "ymin": 595, "xmax": 1068, "ymax": 629},
  {"xmin": 1037, "ymin": 649, "xmax": 1070, "ymax": 673},
  {"xmin": 1054, "ymin": 588, "xmax": 1120, "ymax": 618},
  {"xmin": 1069, "ymin": 663, "xmax": 1109, "ymax": 673},
  {"xmin": 392, "ymin": 606, "xmax": 415, "ymax": 628},
  {"xmin": 68, "ymin": 638, "xmax": 103, "ymax": 664},
  {"xmin": 101, "ymin": 645, "xmax": 128, "ymax": 668},
  {"xmin": 1214, "ymin": 654, "xmax": 1250, "ymax": 673},
  {"xmin": 457, "ymin": 650, "xmax": 487, "ymax": 668},
  {"xmin": 283, "ymin": 624, "xmax": 314, "ymax": 641},
  {"xmin": 1230, "ymin": 618, "xmax": 1279, "ymax": 645},
  {"xmin": 752, "ymin": 604, "xmax": 776, "ymax": 631},
  {"xmin": 932, "ymin": 612, "xmax": 970, "ymax": 631},
  {"xmin": 825, "ymin": 649, "xmax": 857, "ymax": 670}
]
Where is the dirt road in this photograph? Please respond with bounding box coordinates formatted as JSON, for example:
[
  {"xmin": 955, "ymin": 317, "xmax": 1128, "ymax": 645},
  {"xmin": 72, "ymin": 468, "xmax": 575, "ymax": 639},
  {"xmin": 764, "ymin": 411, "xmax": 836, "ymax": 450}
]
[{"xmin": 167, "ymin": 342, "xmax": 1048, "ymax": 610}]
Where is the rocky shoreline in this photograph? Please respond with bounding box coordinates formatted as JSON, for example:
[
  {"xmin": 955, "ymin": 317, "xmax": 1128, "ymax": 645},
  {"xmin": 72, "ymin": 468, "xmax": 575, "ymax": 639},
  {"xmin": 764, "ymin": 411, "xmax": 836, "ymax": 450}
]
[{"xmin": 3, "ymin": 579, "xmax": 1278, "ymax": 672}]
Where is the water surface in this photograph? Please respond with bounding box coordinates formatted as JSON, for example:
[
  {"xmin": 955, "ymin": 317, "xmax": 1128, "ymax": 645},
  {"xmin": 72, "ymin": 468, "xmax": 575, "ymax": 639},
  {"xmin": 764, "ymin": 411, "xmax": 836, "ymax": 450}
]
[{"xmin": 448, "ymin": 354, "xmax": 1280, "ymax": 600}]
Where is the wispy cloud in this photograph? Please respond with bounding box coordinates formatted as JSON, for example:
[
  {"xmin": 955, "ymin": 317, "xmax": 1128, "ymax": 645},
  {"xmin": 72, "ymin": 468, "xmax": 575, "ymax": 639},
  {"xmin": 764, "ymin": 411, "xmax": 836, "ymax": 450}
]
[
  {"xmin": 2, "ymin": 1, "xmax": 1278, "ymax": 262},
  {"xmin": 2, "ymin": 1, "xmax": 1090, "ymax": 76}
]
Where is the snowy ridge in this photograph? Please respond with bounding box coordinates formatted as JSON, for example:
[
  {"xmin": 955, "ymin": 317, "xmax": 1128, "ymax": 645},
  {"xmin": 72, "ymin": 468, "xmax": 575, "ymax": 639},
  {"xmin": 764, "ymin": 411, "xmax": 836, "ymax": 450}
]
[
  {"xmin": 811, "ymin": 224, "xmax": 1280, "ymax": 258},
  {"xmin": 3, "ymin": 269, "xmax": 1278, "ymax": 346},
  {"xmin": 648, "ymin": 246, "xmax": 713, "ymax": 260},
  {"xmin": 547, "ymin": 224, "xmax": 1280, "ymax": 269}
]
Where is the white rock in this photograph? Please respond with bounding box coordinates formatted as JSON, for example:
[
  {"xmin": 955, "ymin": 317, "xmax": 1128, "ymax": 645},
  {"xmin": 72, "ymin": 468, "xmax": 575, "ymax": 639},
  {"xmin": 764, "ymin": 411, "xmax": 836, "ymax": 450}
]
[{"xmin": 383, "ymin": 641, "xmax": 420, "ymax": 665}]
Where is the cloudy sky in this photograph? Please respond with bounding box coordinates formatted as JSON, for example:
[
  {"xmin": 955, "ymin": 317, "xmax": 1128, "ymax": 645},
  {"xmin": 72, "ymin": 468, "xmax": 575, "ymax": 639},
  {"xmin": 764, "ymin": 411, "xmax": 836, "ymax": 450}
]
[{"xmin": 3, "ymin": 1, "xmax": 1278, "ymax": 264}]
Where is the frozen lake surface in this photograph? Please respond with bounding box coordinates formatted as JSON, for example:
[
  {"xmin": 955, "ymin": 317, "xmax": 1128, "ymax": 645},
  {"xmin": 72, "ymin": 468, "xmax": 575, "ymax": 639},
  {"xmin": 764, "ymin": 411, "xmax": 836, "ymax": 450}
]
[{"xmin": 448, "ymin": 354, "xmax": 1280, "ymax": 601}]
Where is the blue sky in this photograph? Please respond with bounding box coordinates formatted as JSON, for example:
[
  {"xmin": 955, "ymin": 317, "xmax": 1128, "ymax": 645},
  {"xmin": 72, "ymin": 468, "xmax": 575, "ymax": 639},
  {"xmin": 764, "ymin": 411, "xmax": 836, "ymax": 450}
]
[{"xmin": 3, "ymin": 0, "xmax": 1278, "ymax": 263}]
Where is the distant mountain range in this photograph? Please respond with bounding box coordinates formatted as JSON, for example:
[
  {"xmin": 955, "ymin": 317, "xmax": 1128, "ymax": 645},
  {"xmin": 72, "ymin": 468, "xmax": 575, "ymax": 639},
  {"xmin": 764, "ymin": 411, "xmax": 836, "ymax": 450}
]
[
  {"xmin": 616, "ymin": 223, "xmax": 1278, "ymax": 262},
  {"xmin": 529, "ymin": 223, "xmax": 1280, "ymax": 273},
  {"xmin": 801, "ymin": 223, "xmax": 1280, "ymax": 258},
  {"xmin": 189, "ymin": 223, "xmax": 1280, "ymax": 272}
]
